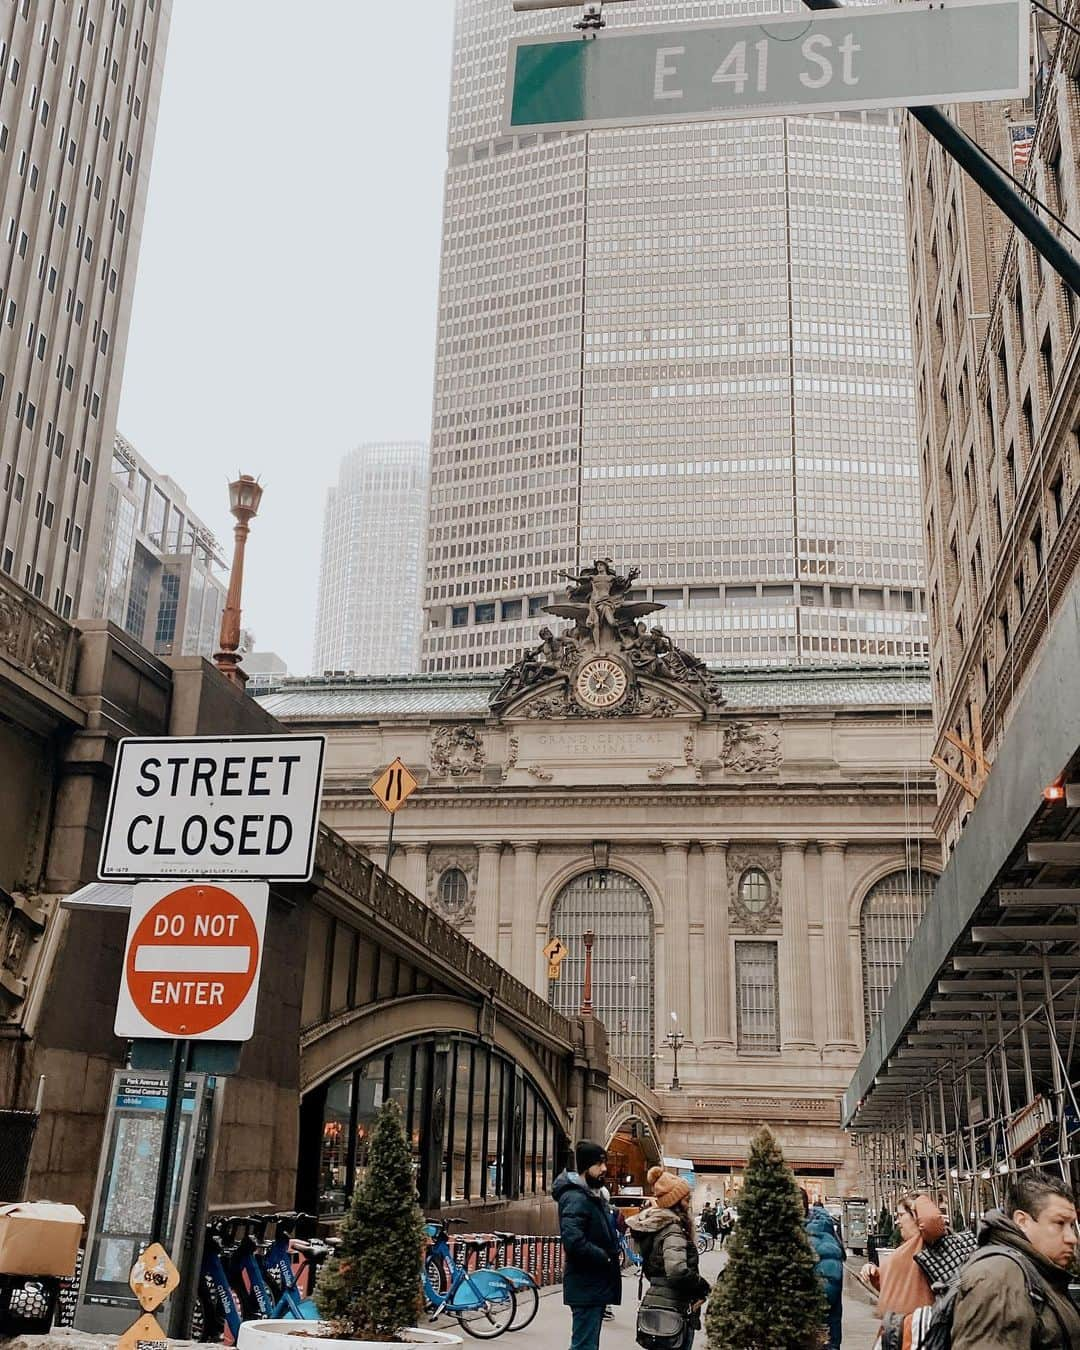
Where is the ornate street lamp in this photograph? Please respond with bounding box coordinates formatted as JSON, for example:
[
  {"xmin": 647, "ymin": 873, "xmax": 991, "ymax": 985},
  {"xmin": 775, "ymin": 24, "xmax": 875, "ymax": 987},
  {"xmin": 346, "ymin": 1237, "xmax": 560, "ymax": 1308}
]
[
  {"xmin": 580, "ymin": 929, "xmax": 595, "ymax": 1018},
  {"xmin": 663, "ymin": 1011, "xmax": 685, "ymax": 1090},
  {"xmin": 214, "ymin": 474, "xmax": 264, "ymax": 687}
]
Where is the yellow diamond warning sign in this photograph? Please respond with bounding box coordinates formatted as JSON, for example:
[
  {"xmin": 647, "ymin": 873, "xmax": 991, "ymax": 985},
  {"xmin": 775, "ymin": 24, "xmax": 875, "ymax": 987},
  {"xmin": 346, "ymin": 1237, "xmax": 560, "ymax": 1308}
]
[
  {"xmin": 130, "ymin": 1243, "xmax": 180, "ymax": 1312},
  {"xmin": 370, "ymin": 758, "xmax": 419, "ymax": 815}
]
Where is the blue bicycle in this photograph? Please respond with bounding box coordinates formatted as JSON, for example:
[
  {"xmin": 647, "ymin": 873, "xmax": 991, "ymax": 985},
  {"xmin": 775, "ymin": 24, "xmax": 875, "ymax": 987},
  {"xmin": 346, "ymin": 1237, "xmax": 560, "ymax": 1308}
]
[
  {"xmin": 421, "ymin": 1219, "xmax": 517, "ymax": 1338},
  {"xmin": 195, "ymin": 1213, "xmax": 325, "ymax": 1342}
]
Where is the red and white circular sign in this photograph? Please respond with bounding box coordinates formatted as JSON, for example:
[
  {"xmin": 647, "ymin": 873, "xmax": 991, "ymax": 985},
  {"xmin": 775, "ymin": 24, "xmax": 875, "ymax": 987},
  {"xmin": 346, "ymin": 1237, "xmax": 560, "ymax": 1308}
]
[{"xmin": 117, "ymin": 882, "xmax": 267, "ymax": 1040}]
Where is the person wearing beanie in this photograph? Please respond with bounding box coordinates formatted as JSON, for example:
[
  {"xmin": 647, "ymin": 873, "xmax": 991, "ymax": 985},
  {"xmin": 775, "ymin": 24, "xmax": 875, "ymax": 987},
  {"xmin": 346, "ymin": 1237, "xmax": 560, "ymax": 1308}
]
[
  {"xmin": 553, "ymin": 1140, "xmax": 622, "ymax": 1350},
  {"xmin": 627, "ymin": 1166, "xmax": 712, "ymax": 1350}
]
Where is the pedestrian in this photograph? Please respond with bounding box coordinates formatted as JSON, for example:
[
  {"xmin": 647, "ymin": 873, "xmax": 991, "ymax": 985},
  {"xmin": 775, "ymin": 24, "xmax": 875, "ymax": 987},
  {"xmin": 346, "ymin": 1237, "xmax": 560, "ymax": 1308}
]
[
  {"xmin": 951, "ymin": 1171, "xmax": 1080, "ymax": 1349},
  {"xmin": 718, "ymin": 1206, "xmax": 734, "ymax": 1247},
  {"xmin": 627, "ymin": 1165, "xmax": 711, "ymax": 1350},
  {"xmin": 802, "ymin": 1189, "xmax": 845, "ymax": 1350},
  {"xmin": 553, "ymin": 1140, "xmax": 622, "ymax": 1350},
  {"xmin": 860, "ymin": 1194, "xmax": 935, "ymax": 1323},
  {"xmin": 700, "ymin": 1201, "xmax": 718, "ymax": 1240}
]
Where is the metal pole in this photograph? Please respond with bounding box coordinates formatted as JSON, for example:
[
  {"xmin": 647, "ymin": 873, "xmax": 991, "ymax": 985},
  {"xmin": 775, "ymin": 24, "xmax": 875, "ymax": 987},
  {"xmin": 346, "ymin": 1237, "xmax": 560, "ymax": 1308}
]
[
  {"xmin": 384, "ymin": 811, "xmax": 395, "ymax": 875},
  {"xmin": 1016, "ymin": 974, "xmax": 1037, "ymax": 1106},
  {"xmin": 920, "ymin": 1089, "xmax": 933, "ymax": 1192},
  {"xmin": 1041, "ymin": 951, "xmax": 1068, "ymax": 1159},
  {"xmin": 800, "ymin": 0, "xmax": 1080, "ymax": 296},
  {"xmin": 150, "ymin": 1039, "xmax": 189, "ymax": 1247},
  {"xmin": 938, "ymin": 1075, "xmax": 956, "ymax": 1225}
]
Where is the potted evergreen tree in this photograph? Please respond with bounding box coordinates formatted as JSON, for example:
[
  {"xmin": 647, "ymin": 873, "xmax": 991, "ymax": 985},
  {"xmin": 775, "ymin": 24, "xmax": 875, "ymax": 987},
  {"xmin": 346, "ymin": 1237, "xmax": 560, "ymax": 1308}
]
[
  {"xmin": 238, "ymin": 1102, "xmax": 461, "ymax": 1348},
  {"xmin": 706, "ymin": 1126, "xmax": 826, "ymax": 1350}
]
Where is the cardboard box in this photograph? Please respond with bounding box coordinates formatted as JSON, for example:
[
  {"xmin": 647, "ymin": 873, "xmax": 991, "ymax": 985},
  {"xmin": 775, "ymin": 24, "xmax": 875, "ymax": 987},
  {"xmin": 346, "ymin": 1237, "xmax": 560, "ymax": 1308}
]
[{"xmin": 0, "ymin": 1202, "xmax": 84, "ymax": 1276}]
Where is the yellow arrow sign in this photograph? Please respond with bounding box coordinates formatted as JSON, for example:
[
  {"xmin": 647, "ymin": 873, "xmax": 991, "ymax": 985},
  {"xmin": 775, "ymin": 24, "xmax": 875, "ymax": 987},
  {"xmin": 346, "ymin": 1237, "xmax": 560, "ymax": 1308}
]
[
  {"xmin": 544, "ymin": 936, "xmax": 568, "ymax": 963},
  {"xmin": 370, "ymin": 758, "xmax": 418, "ymax": 815},
  {"xmin": 129, "ymin": 1244, "xmax": 180, "ymax": 1312}
]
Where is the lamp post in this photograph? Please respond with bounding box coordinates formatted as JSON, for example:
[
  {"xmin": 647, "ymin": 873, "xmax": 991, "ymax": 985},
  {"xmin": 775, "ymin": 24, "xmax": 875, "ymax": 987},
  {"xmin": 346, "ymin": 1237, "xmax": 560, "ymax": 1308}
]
[
  {"xmin": 663, "ymin": 1011, "xmax": 685, "ymax": 1090},
  {"xmin": 214, "ymin": 474, "xmax": 264, "ymax": 687},
  {"xmin": 580, "ymin": 929, "xmax": 595, "ymax": 1018}
]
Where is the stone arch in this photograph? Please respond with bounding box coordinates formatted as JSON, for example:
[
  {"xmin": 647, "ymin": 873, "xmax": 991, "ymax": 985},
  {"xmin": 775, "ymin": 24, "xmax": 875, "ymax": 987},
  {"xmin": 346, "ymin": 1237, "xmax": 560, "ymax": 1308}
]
[
  {"xmin": 537, "ymin": 854, "xmax": 666, "ymax": 931},
  {"xmin": 605, "ymin": 1098, "xmax": 663, "ymax": 1160},
  {"xmin": 845, "ymin": 854, "xmax": 941, "ymax": 928},
  {"xmin": 299, "ymin": 993, "xmax": 566, "ymax": 1126}
]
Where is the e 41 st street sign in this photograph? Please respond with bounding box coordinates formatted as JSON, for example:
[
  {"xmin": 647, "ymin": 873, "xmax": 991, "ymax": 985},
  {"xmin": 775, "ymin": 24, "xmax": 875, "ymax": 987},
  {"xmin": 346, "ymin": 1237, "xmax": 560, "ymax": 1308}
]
[{"xmin": 505, "ymin": 0, "xmax": 1027, "ymax": 132}]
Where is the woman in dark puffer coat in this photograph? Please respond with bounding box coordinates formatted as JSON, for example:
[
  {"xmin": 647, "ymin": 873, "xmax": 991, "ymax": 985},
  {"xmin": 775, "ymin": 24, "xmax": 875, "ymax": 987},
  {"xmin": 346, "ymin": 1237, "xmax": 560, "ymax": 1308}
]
[{"xmin": 627, "ymin": 1166, "xmax": 711, "ymax": 1350}]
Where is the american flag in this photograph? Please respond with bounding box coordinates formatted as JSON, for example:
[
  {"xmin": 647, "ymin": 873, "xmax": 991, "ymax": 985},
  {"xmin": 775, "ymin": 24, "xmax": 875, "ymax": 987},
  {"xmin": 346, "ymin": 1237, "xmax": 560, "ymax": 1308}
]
[{"xmin": 1009, "ymin": 122, "xmax": 1036, "ymax": 174}]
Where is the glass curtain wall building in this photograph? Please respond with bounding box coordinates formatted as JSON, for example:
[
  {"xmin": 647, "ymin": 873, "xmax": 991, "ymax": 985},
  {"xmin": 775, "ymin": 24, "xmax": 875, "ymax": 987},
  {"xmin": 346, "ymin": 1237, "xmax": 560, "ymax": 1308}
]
[
  {"xmin": 422, "ymin": 0, "xmax": 927, "ymax": 671},
  {"xmin": 313, "ymin": 442, "xmax": 429, "ymax": 676}
]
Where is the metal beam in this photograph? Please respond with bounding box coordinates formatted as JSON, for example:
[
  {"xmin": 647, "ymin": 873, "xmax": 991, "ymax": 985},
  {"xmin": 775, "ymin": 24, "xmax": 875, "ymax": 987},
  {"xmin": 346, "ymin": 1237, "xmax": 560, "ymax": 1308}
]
[
  {"xmin": 999, "ymin": 889, "xmax": 1080, "ymax": 906},
  {"xmin": 953, "ymin": 954, "xmax": 1080, "ymax": 971},
  {"xmin": 930, "ymin": 999, "xmax": 1017, "ymax": 1013},
  {"xmin": 1066, "ymin": 785, "xmax": 1079, "ymax": 809},
  {"xmin": 937, "ymin": 979, "xmax": 1067, "ymax": 993},
  {"xmin": 1027, "ymin": 843, "xmax": 1080, "ymax": 864},
  {"xmin": 971, "ymin": 926, "xmax": 1080, "ymax": 942}
]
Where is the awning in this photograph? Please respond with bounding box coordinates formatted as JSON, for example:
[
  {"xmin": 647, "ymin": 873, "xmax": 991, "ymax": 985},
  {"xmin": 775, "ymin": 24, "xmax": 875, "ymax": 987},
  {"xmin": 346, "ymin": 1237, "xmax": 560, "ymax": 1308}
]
[{"xmin": 59, "ymin": 882, "xmax": 134, "ymax": 912}]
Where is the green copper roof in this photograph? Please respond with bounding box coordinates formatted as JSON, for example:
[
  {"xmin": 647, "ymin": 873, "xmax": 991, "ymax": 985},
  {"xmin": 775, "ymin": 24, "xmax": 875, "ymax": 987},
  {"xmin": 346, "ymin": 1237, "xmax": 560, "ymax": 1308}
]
[{"xmin": 257, "ymin": 663, "xmax": 931, "ymax": 720}]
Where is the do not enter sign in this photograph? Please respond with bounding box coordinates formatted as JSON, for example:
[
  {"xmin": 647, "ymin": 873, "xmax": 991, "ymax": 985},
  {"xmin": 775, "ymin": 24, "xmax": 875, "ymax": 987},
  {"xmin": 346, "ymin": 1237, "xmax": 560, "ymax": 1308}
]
[{"xmin": 115, "ymin": 882, "xmax": 268, "ymax": 1041}]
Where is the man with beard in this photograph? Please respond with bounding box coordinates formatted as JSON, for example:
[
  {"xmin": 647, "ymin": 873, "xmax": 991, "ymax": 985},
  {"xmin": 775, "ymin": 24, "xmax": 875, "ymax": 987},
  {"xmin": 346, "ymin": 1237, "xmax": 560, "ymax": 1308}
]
[{"xmin": 553, "ymin": 1141, "xmax": 622, "ymax": 1350}]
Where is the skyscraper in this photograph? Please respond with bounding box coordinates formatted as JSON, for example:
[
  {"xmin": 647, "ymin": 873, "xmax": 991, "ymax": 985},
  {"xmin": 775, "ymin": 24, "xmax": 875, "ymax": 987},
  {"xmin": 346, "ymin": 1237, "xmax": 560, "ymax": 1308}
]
[
  {"xmin": 422, "ymin": 0, "xmax": 928, "ymax": 673},
  {"xmin": 0, "ymin": 1, "xmax": 170, "ymax": 620},
  {"xmin": 313, "ymin": 441, "xmax": 429, "ymax": 675}
]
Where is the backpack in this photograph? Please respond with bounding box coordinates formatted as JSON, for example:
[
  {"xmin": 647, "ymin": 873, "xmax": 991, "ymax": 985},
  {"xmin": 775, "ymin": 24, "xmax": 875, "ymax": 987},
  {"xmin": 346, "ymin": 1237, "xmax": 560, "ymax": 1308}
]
[{"xmin": 879, "ymin": 1244, "xmax": 1071, "ymax": 1350}]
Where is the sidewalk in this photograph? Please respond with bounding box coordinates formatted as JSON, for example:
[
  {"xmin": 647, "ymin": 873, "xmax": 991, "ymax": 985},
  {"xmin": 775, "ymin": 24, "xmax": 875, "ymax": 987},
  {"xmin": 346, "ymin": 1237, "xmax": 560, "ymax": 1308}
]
[{"xmin": 503, "ymin": 1249, "xmax": 881, "ymax": 1350}]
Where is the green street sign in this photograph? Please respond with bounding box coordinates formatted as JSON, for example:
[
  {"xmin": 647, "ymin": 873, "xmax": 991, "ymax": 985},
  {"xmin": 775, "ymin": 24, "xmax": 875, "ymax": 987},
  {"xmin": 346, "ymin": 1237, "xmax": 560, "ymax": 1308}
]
[{"xmin": 505, "ymin": 0, "xmax": 1027, "ymax": 133}]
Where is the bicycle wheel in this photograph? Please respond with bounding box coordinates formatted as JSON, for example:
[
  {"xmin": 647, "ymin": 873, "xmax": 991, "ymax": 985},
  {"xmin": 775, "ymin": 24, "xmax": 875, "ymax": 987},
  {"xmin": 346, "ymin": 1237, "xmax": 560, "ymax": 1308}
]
[
  {"xmin": 498, "ymin": 1267, "xmax": 539, "ymax": 1332},
  {"xmin": 697, "ymin": 1233, "xmax": 709, "ymax": 1253},
  {"xmin": 452, "ymin": 1270, "xmax": 517, "ymax": 1339},
  {"xmin": 425, "ymin": 1254, "xmax": 452, "ymax": 1299}
]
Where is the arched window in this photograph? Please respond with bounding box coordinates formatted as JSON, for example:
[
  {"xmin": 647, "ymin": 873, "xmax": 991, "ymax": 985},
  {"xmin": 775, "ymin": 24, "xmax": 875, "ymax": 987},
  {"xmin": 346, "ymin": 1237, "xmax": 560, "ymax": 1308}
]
[
  {"xmin": 738, "ymin": 868, "xmax": 772, "ymax": 913},
  {"xmin": 861, "ymin": 869, "xmax": 936, "ymax": 1040},
  {"xmin": 437, "ymin": 867, "xmax": 468, "ymax": 913},
  {"xmin": 549, "ymin": 869, "xmax": 654, "ymax": 1085}
]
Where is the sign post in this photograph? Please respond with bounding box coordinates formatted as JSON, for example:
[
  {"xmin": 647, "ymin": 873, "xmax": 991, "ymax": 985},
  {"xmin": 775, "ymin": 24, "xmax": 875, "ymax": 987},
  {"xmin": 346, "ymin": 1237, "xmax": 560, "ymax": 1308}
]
[
  {"xmin": 96, "ymin": 732, "xmax": 324, "ymax": 1334},
  {"xmin": 369, "ymin": 757, "xmax": 419, "ymax": 872},
  {"xmin": 505, "ymin": 0, "xmax": 1027, "ymax": 132}
]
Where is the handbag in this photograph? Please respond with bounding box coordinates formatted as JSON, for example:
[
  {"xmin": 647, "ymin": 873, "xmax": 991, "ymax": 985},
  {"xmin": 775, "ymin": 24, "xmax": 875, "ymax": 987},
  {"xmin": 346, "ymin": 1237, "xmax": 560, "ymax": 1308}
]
[{"xmin": 635, "ymin": 1302, "xmax": 688, "ymax": 1350}]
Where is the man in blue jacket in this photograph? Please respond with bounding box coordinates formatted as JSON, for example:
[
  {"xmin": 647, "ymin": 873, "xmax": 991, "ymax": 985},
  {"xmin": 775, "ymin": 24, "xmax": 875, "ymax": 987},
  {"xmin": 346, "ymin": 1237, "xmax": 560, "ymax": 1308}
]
[
  {"xmin": 553, "ymin": 1141, "xmax": 622, "ymax": 1350},
  {"xmin": 802, "ymin": 1191, "xmax": 845, "ymax": 1349}
]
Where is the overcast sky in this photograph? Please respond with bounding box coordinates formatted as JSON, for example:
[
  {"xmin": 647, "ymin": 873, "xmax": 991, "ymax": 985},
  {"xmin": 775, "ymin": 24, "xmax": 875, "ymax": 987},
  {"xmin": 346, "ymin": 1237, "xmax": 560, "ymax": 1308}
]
[{"xmin": 117, "ymin": 1, "xmax": 455, "ymax": 674}]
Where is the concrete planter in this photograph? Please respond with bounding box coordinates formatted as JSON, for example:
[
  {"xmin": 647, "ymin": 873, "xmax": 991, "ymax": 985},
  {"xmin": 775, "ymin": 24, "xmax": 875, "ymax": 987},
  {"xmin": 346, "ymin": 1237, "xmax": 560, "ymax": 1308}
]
[{"xmin": 237, "ymin": 1320, "xmax": 463, "ymax": 1350}]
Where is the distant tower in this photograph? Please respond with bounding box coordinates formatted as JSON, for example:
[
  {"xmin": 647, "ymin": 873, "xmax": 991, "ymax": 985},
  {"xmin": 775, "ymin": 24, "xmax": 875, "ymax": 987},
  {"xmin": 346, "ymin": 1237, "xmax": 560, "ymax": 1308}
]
[
  {"xmin": 313, "ymin": 442, "xmax": 429, "ymax": 675},
  {"xmin": 421, "ymin": 0, "xmax": 927, "ymax": 673},
  {"xmin": 0, "ymin": 2, "xmax": 171, "ymax": 619}
]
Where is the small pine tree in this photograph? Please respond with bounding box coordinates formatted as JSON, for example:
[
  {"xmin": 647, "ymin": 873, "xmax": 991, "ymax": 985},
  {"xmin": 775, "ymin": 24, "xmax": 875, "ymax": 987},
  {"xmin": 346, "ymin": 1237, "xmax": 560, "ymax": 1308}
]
[
  {"xmin": 316, "ymin": 1100, "xmax": 424, "ymax": 1342},
  {"xmin": 706, "ymin": 1126, "xmax": 826, "ymax": 1350}
]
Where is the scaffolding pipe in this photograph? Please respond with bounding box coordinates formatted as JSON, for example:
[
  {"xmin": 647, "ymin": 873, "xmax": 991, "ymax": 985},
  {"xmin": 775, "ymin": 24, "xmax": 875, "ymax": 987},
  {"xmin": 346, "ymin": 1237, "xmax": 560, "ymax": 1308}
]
[
  {"xmin": 1042, "ymin": 950, "xmax": 1068, "ymax": 1161},
  {"xmin": 920, "ymin": 1089, "xmax": 934, "ymax": 1192},
  {"xmin": 1016, "ymin": 973, "xmax": 1038, "ymax": 1108},
  {"xmin": 938, "ymin": 1075, "xmax": 957, "ymax": 1223}
]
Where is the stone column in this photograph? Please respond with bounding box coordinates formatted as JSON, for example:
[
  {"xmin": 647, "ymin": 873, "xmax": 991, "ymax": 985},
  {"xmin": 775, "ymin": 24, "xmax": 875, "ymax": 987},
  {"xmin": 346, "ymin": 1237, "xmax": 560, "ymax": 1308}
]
[
  {"xmin": 511, "ymin": 841, "xmax": 539, "ymax": 985},
  {"xmin": 780, "ymin": 840, "xmax": 814, "ymax": 1048},
  {"xmin": 403, "ymin": 843, "xmax": 427, "ymax": 901},
  {"xmin": 662, "ymin": 841, "xmax": 692, "ymax": 1036},
  {"xmin": 701, "ymin": 842, "xmax": 733, "ymax": 1045},
  {"xmin": 474, "ymin": 842, "xmax": 501, "ymax": 959},
  {"xmin": 821, "ymin": 841, "xmax": 857, "ymax": 1048}
]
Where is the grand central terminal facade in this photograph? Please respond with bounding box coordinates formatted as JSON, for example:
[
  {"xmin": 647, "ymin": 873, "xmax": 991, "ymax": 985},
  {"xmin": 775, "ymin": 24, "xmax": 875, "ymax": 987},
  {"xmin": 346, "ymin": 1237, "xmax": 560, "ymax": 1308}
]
[{"xmin": 260, "ymin": 562, "xmax": 939, "ymax": 1200}]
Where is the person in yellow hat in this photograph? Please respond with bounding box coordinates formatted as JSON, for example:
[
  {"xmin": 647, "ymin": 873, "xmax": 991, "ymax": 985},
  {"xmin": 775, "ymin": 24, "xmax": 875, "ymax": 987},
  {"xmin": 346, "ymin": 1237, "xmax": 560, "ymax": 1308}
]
[{"xmin": 627, "ymin": 1167, "xmax": 711, "ymax": 1349}]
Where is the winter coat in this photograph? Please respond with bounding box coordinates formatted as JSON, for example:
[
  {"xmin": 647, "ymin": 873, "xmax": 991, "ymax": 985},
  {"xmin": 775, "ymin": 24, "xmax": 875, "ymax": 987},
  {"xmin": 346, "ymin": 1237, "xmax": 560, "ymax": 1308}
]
[
  {"xmin": 626, "ymin": 1206, "xmax": 711, "ymax": 1321},
  {"xmin": 805, "ymin": 1206, "xmax": 845, "ymax": 1317},
  {"xmin": 951, "ymin": 1209, "xmax": 1080, "ymax": 1350},
  {"xmin": 553, "ymin": 1170, "xmax": 622, "ymax": 1308}
]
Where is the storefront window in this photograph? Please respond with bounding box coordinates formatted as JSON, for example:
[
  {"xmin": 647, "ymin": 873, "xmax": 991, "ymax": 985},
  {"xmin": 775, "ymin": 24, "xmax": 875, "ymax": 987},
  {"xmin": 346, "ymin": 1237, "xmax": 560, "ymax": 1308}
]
[{"xmin": 319, "ymin": 1076, "xmax": 352, "ymax": 1214}]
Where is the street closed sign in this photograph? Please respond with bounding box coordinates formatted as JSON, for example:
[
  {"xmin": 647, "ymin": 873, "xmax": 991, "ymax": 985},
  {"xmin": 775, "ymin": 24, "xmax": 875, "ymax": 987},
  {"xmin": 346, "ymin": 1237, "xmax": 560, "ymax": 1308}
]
[
  {"xmin": 115, "ymin": 882, "xmax": 268, "ymax": 1040},
  {"xmin": 99, "ymin": 735, "xmax": 325, "ymax": 881},
  {"xmin": 505, "ymin": 0, "xmax": 1027, "ymax": 132}
]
